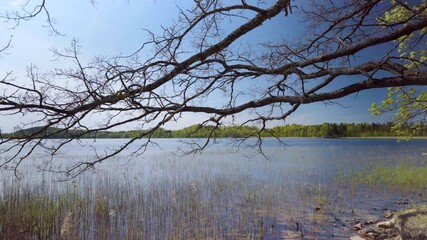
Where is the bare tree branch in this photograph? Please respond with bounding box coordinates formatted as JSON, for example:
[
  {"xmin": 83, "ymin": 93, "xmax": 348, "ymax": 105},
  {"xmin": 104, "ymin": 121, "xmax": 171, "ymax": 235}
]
[{"xmin": 0, "ymin": 0, "xmax": 426, "ymax": 177}]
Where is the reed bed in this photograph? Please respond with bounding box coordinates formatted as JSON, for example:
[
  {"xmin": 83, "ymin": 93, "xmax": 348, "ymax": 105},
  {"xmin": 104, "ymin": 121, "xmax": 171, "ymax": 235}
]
[
  {"xmin": 1, "ymin": 139, "xmax": 423, "ymax": 239},
  {"xmin": 0, "ymin": 171, "xmax": 343, "ymax": 239},
  {"xmin": 336, "ymin": 163, "xmax": 427, "ymax": 191}
]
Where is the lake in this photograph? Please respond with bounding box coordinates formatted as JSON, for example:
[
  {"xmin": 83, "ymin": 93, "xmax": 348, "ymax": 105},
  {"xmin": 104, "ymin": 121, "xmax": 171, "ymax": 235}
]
[{"xmin": 0, "ymin": 138, "xmax": 425, "ymax": 239}]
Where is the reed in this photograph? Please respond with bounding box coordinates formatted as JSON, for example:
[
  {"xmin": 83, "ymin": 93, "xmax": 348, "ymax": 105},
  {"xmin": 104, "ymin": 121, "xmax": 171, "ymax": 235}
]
[
  {"xmin": 0, "ymin": 171, "xmax": 340, "ymax": 239},
  {"xmin": 5, "ymin": 161, "xmax": 424, "ymax": 239},
  {"xmin": 337, "ymin": 163, "xmax": 427, "ymax": 190}
]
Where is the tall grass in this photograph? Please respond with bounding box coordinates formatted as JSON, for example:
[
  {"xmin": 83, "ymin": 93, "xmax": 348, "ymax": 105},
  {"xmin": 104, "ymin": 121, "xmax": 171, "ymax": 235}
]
[
  {"xmin": 2, "ymin": 166, "xmax": 424, "ymax": 239},
  {"xmin": 1, "ymin": 143, "xmax": 423, "ymax": 239},
  {"xmin": 0, "ymin": 172, "xmax": 341, "ymax": 239},
  {"xmin": 336, "ymin": 164, "xmax": 427, "ymax": 190}
]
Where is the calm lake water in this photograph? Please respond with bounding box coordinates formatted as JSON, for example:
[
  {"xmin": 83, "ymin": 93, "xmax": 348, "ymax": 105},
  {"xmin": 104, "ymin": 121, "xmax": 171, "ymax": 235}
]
[
  {"xmin": 3, "ymin": 138, "xmax": 424, "ymax": 184},
  {"xmin": 0, "ymin": 138, "xmax": 426, "ymax": 239}
]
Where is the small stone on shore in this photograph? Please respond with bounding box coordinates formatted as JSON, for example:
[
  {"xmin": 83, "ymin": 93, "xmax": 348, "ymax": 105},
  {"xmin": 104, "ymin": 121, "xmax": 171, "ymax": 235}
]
[
  {"xmin": 377, "ymin": 219, "xmax": 395, "ymax": 230},
  {"xmin": 353, "ymin": 223, "xmax": 363, "ymax": 231},
  {"xmin": 349, "ymin": 236, "xmax": 365, "ymax": 240},
  {"xmin": 384, "ymin": 210, "xmax": 393, "ymax": 219}
]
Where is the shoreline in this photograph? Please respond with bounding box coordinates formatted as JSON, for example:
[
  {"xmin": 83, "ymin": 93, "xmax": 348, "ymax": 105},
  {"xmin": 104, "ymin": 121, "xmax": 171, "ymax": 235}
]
[
  {"xmin": 341, "ymin": 136, "xmax": 427, "ymax": 140},
  {"xmin": 3, "ymin": 136, "xmax": 427, "ymax": 140}
]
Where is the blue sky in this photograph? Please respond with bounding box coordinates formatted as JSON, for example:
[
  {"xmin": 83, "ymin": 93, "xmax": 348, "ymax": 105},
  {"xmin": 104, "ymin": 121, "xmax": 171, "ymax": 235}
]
[{"xmin": 0, "ymin": 0, "xmax": 403, "ymax": 132}]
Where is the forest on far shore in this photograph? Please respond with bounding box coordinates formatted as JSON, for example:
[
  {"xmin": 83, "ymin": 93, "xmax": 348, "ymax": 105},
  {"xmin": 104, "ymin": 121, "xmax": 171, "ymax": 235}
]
[{"xmin": 3, "ymin": 122, "xmax": 426, "ymax": 139}]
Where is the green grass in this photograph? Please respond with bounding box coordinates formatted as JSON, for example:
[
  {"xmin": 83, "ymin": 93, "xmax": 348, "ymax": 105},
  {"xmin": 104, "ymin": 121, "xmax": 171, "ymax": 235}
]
[
  {"xmin": 0, "ymin": 184, "xmax": 82, "ymax": 239},
  {"xmin": 336, "ymin": 164, "xmax": 427, "ymax": 190}
]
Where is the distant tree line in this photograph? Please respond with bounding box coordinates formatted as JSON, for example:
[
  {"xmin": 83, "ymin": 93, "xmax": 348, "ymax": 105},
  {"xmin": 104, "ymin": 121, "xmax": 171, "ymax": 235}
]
[
  {"xmin": 2, "ymin": 122, "xmax": 426, "ymax": 139},
  {"xmin": 268, "ymin": 122, "xmax": 426, "ymax": 138}
]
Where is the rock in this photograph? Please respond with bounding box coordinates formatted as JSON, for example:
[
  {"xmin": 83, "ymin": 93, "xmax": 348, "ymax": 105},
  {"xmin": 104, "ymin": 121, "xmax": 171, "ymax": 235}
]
[
  {"xmin": 354, "ymin": 205, "xmax": 427, "ymax": 240},
  {"xmin": 349, "ymin": 236, "xmax": 366, "ymax": 240},
  {"xmin": 357, "ymin": 227, "xmax": 379, "ymax": 240},
  {"xmin": 395, "ymin": 206, "xmax": 427, "ymax": 240},
  {"xmin": 364, "ymin": 220, "xmax": 372, "ymax": 225},
  {"xmin": 282, "ymin": 230, "xmax": 302, "ymax": 239},
  {"xmin": 315, "ymin": 205, "xmax": 322, "ymax": 211},
  {"xmin": 366, "ymin": 232, "xmax": 377, "ymax": 239},
  {"xmin": 353, "ymin": 223, "xmax": 363, "ymax": 231},
  {"xmin": 376, "ymin": 228, "xmax": 400, "ymax": 240},
  {"xmin": 364, "ymin": 219, "xmax": 376, "ymax": 225},
  {"xmin": 384, "ymin": 210, "xmax": 394, "ymax": 219},
  {"xmin": 377, "ymin": 219, "xmax": 395, "ymax": 229}
]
